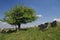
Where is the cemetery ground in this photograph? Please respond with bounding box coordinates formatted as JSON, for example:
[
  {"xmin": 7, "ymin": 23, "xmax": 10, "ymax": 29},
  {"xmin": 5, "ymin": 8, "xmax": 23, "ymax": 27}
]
[{"xmin": 0, "ymin": 23, "xmax": 60, "ymax": 40}]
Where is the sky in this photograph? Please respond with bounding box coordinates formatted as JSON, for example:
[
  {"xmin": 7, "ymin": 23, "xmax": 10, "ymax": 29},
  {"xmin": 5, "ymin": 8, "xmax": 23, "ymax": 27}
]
[{"xmin": 0, "ymin": 0, "xmax": 60, "ymax": 28}]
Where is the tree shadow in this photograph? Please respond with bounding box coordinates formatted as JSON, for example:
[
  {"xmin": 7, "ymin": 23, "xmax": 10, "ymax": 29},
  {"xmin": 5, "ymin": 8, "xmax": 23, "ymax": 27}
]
[{"xmin": 1, "ymin": 28, "xmax": 28, "ymax": 34}]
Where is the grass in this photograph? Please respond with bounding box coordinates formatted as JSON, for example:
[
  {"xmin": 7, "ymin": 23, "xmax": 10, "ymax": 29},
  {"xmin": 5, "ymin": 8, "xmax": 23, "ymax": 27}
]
[{"xmin": 0, "ymin": 24, "xmax": 60, "ymax": 40}]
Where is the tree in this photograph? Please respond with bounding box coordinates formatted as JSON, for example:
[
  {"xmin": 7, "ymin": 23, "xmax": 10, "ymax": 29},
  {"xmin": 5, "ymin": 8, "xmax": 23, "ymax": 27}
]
[{"xmin": 5, "ymin": 5, "xmax": 37, "ymax": 30}]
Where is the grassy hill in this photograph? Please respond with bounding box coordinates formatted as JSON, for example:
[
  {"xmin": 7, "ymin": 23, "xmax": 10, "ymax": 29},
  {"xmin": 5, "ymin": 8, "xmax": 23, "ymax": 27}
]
[{"xmin": 0, "ymin": 24, "xmax": 60, "ymax": 40}]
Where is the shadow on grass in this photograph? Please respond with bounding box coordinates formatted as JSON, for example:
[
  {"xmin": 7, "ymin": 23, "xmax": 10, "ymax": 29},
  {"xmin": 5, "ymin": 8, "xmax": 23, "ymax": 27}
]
[{"xmin": 1, "ymin": 28, "xmax": 28, "ymax": 34}]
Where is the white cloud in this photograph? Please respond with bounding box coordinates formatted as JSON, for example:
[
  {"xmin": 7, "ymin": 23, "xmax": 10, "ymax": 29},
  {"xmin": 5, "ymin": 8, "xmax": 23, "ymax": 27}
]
[
  {"xmin": 53, "ymin": 18, "xmax": 60, "ymax": 22},
  {"xmin": 36, "ymin": 14, "xmax": 42, "ymax": 17}
]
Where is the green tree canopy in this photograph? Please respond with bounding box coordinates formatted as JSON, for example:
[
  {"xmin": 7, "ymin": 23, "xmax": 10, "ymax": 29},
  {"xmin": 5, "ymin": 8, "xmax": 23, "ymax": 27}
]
[{"xmin": 5, "ymin": 5, "xmax": 37, "ymax": 30}]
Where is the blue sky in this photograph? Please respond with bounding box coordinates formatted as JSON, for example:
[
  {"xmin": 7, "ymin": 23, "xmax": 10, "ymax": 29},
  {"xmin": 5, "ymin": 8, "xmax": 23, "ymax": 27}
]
[{"xmin": 0, "ymin": 0, "xmax": 60, "ymax": 27}]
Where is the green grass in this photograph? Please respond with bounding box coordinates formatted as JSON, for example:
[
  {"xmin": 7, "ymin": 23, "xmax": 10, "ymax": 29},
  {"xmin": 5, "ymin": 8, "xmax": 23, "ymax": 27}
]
[{"xmin": 0, "ymin": 25, "xmax": 60, "ymax": 40}]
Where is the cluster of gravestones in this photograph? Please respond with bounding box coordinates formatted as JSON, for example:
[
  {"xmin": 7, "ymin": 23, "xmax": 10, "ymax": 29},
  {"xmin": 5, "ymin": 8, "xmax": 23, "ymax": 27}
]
[
  {"xmin": 38, "ymin": 20, "xmax": 57, "ymax": 31},
  {"xmin": 0, "ymin": 27, "xmax": 17, "ymax": 33},
  {"xmin": 0, "ymin": 20, "xmax": 57, "ymax": 33},
  {"xmin": 0, "ymin": 27, "xmax": 28, "ymax": 33}
]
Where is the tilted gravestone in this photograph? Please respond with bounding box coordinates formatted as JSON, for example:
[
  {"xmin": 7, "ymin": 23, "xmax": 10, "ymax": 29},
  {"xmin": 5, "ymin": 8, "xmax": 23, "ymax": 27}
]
[
  {"xmin": 50, "ymin": 20, "xmax": 57, "ymax": 27},
  {"xmin": 38, "ymin": 22, "xmax": 48, "ymax": 31}
]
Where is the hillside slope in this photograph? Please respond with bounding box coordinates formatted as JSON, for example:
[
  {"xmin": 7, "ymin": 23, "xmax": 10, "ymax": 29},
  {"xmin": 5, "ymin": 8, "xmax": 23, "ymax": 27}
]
[{"xmin": 0, "ymin": 24, "xmax": 60, "ymax": 40}]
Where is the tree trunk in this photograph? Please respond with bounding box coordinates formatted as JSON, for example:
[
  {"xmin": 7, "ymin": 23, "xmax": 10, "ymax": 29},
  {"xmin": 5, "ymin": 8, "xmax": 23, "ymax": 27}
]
[{"xmin": 17, "ymin": 24, "xmax": 21, "ymax": 30}]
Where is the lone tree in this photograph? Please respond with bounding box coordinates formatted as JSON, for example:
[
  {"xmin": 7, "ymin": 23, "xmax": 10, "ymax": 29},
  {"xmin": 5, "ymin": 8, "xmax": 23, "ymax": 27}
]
[{"xmin": 4, "ymin": 5, "xmax": 37, "ymax": 30}]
